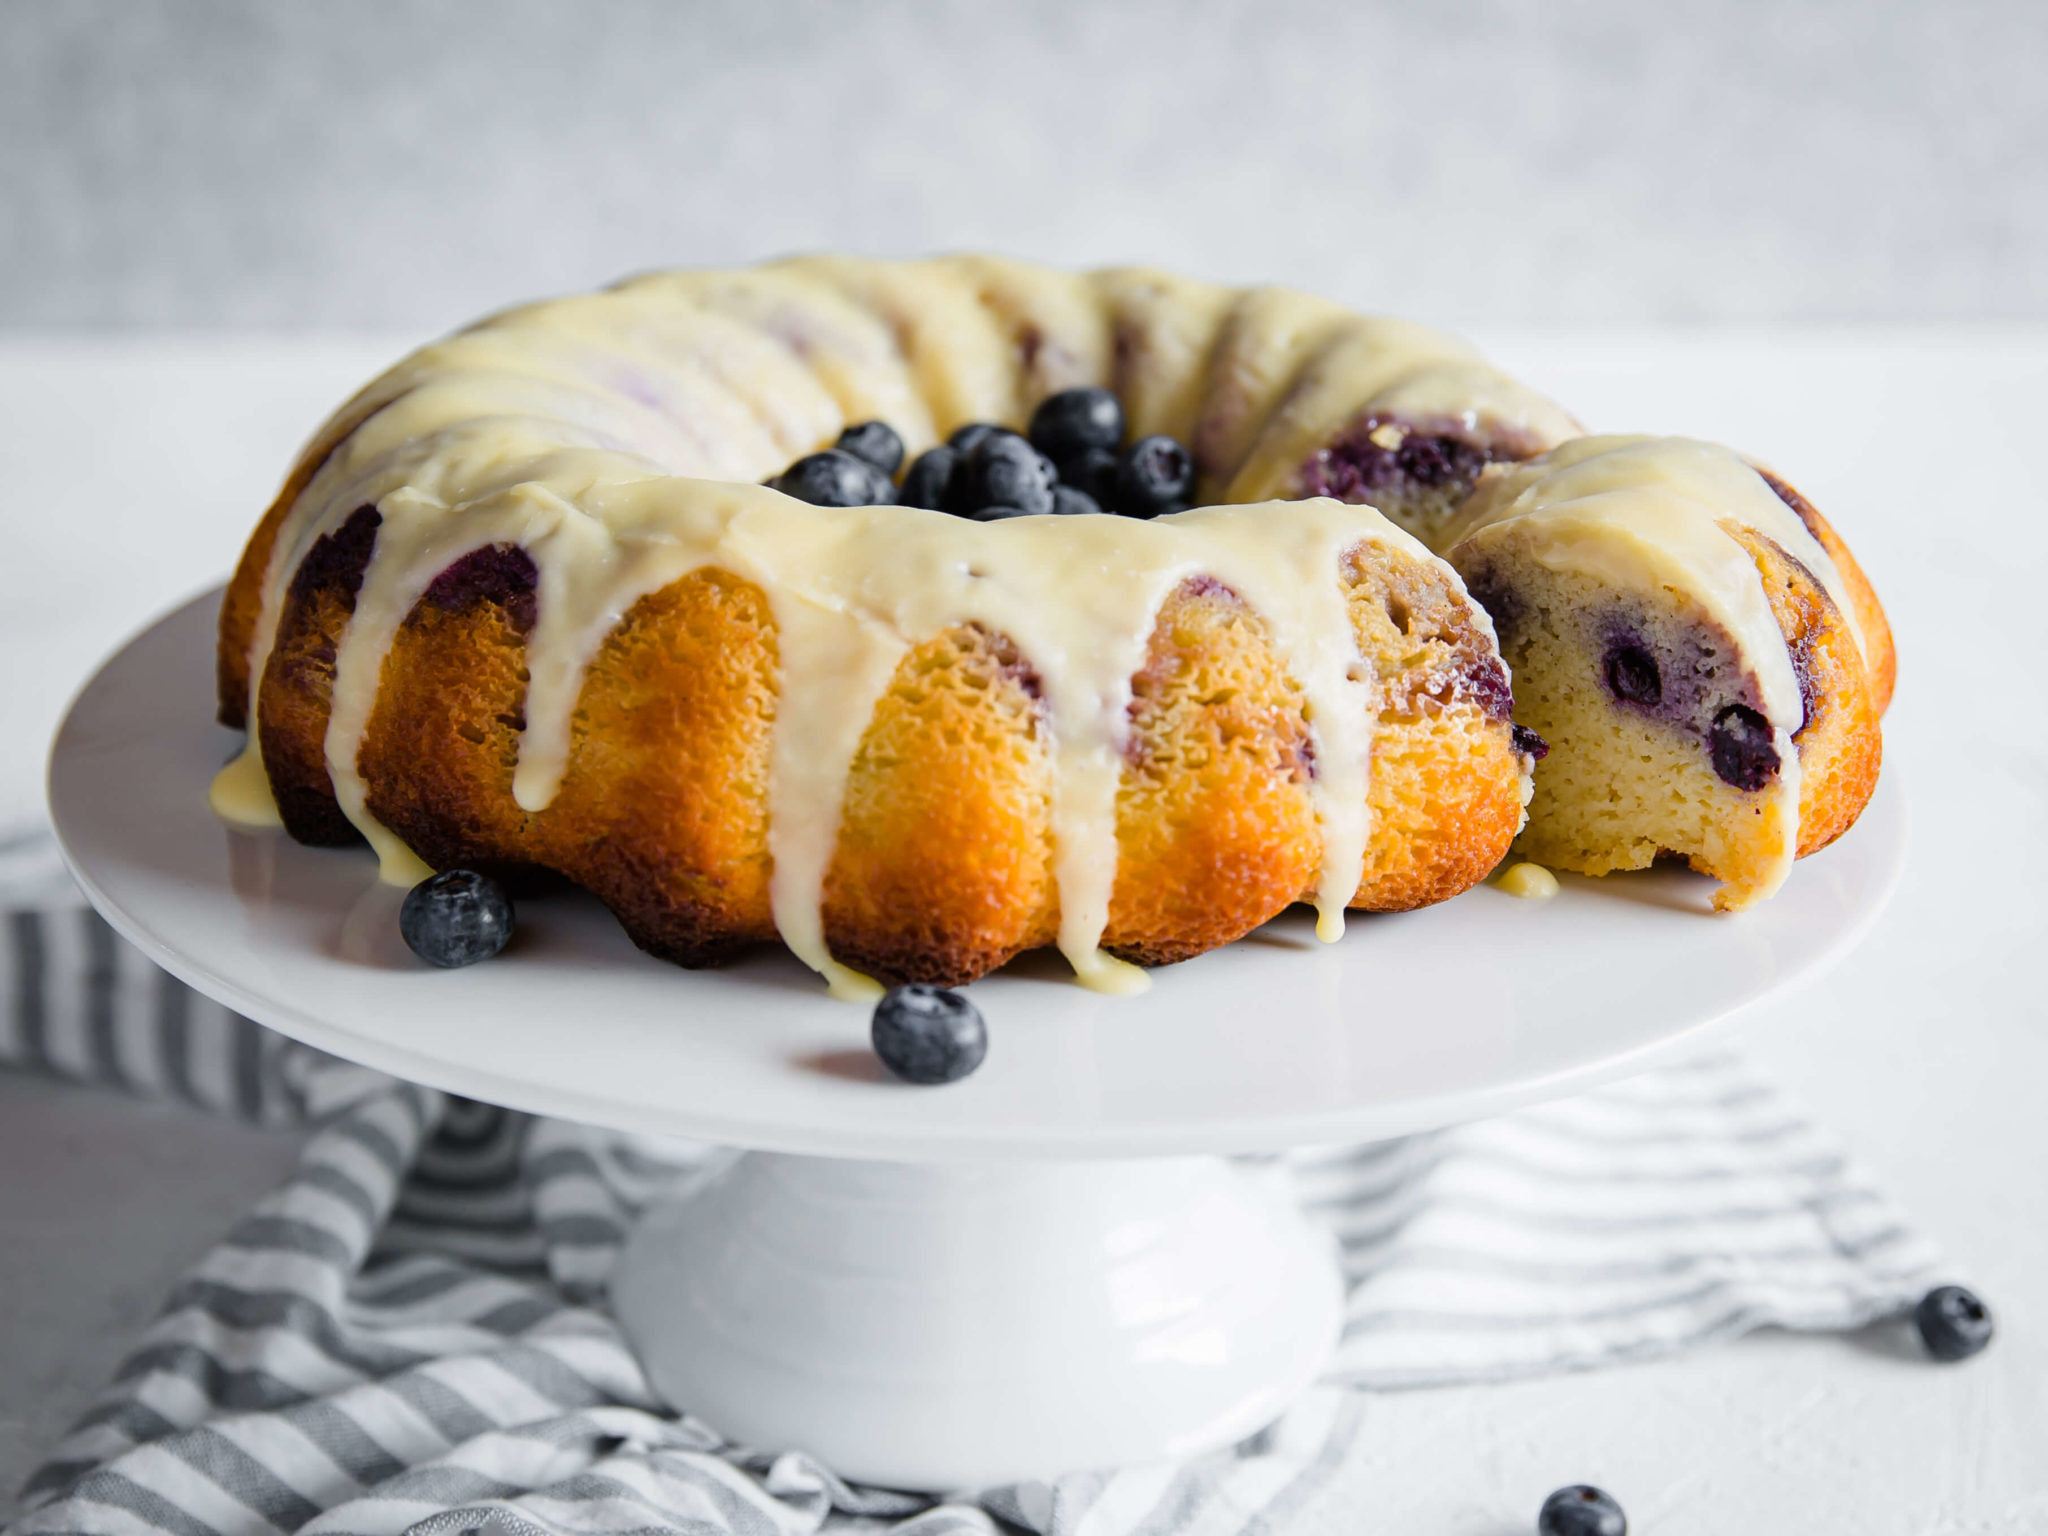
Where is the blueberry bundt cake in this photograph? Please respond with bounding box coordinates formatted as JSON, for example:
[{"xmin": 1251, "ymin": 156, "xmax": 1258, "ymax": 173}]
[{"xmin": 210, "ymin": 256, "xmax": 1890, "ymax": 994}]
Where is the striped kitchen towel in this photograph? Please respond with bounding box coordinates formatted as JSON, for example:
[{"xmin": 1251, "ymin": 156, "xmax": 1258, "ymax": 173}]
[{"xmin": 3, "ymin": 854, "xmax": 1942, "ymax": 1536}]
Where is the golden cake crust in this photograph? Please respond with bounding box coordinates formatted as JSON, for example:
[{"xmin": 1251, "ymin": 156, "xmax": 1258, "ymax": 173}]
[
  {"xmin": 1721, "ymin": 522, "xmax": 1883, "ymax": 858},
  {"xmin": 246, "ymin": 527, "xmax": 1526, "ymax": 986},
  {"xmin": 1755, "ymin": 468, "xmax": 1896, "ymax": 714}
]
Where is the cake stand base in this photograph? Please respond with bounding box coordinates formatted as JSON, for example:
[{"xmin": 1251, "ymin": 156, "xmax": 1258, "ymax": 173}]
[{"xmin": 611, "ymin": 1150, "xmax": 1344, "ymax": 1492}]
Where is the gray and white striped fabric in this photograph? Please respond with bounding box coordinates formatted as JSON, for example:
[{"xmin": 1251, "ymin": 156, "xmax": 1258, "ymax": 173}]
[{"xmin": 4, "ymin": 857, "xmax": 1942, "ymax": 1536}]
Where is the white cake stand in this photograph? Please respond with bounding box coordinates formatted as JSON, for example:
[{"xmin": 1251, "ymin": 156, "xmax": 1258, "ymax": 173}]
[{"xmin": 49, "ymin": 591, "xmax": 1906, "ymax": 1492}]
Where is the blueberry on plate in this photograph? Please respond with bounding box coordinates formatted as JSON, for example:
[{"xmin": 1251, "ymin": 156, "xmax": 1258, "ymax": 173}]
[
  {"xmin": 954, "ymin": 433, "xmax": 1057, "ymax": 517},
  {"xmin": 871, "ymin": 984, "xmax": 988, "ymax": 1084},
  {"xmin": 775, "ymin": 449, "xmax": 890, "ymax": 508},
  {"xmin": 400, "ymin": 869, "xmax": 515, "ymax": 968},
  {"xmin": 1914, "ymin": 1284, "xmax": 1994, "ymax": 1361},
  {"xmin": 1113, "ymin": 434, "xmax": 1195, "ymax": 518},
  {"xmin": 1537, "ymin": 1485, "xmax": 1626, "ymax": 1536},
  {"xmin": 1051, "ymin": 484, "xmax": 1103, "ymax": 517},
  {"xmin": 900, "ymin": 445, "xmax": 960, "ymax": 510},
  {"xmin": 835, "ymin": 419, "xmax": 904, "ymax": 476},
  {"xmin": 1029, "ymin": 386, "xmax": 1124, "ymax": 463}
]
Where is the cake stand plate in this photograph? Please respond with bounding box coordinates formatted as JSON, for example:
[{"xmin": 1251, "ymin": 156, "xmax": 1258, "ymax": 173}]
[{"xmin": 49, "ymin": 591, "xmax": 1907, "ymax": 1490}]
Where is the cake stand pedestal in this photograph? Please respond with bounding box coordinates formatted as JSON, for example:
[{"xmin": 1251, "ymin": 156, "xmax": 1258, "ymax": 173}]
[
  {"xmin": 613, "ymin": 1152, "xmax": 1340, "ymax": 1489},
  {"xmin": 49, "ymin": 592, "xmax": 1905, "ymax": 1491}
]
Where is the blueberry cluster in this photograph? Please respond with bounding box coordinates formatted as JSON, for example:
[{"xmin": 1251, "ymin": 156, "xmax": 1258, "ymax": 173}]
[
  {"xmin": 768, "ymin": 419, "xmax": 906, "ymax": 507},
  {"xmin": 767, "ymin": 388, "xmax": 1197, "ymax": 522}
]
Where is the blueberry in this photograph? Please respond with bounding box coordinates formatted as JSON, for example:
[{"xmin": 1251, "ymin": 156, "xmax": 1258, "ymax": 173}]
[
  {"xmin": 973, "ymin": 504, "xmax": 1036, "ymax": 521},
  {"xmin": 900, "ymin": 446, "xmax": 960, "ymax": 510},
  {"xmin": 1057, "ymin": 444, "xmax": 1120, "ymax": 505},
  {"xmin": 1113, "ymin": 434, "xmax": 1195, "ymax": 518},
  {"xmin": 1511, "ymin": 723, "xmax": 1550, "ymax": 761},
  {"xmin": 1537, "ymin": 1485, "xmax": 1626, "ymax": 1536},
  {"xmin": 1051, "ymin": 484, "xmax": 1103, "ymax": 517},
  {"xmin": 774, "ymin": 449, "xmax": 889, "ymax": 508},
  {"xmin": 871, "ymin": 984, "xmax": 988, "ymax": 1084},
  {"xmin": 835, "ymin": 420, "xmax": 904, "ymax": 477},
  {"xmin": 400, "ymin": 870, "xmax": 514, "ymax": 968},
  {"xmin": 1708, "ymin": 703, "xmax": 1780, "ymax": 791},
  {"xmin": 1602, "ymin": 641, "xmax": 1662, "ymax": 707},
  {"xmin": 953, "ymin": 433, "xmax": 1057, "ymax": 518},
  {"xmin": 1029, "ymin": 387, "xmax": 1124, "ymax": 463},
  {"xmin": 947, "ymin": 422, "xmax": 1017, "ymax": 457},
  {"xmin": 897, "ymin": 448, "xmax": 958, "ymax": 514},
  {"xmin": 1914, "ymin": 1285, "xmax": 1994, "ymax": 1361}
]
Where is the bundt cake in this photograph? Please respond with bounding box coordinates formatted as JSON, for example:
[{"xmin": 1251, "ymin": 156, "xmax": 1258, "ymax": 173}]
[{"xmin": 208, "ymin": 255, "xmax": 1891, "ymax": 995}]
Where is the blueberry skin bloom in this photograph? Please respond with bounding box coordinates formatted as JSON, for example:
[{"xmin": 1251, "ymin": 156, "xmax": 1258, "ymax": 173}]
[
  {"xmin": 835, "ymin": 419, "xmax": 904, "ymax": 477},
  {"xmin": 1029, "ymin": 387, "xmax": 1125, "ymax": 463},
  {"xmin": 1114, "ymin": 434, "xmax": 1195, "ymax": 518},
  {"xmin": 1537, "ymin": 1485, "xmax": 1626, "ymax": 1536},
  {"xmin": 955, "ymin": 434, "xmax": 1058, "ymax": 518},
  {"xmin": 775, "ymin": 449, "xmax": 893, "ymax": 507},
  {"xmin": 871, "ymin": 984, "xmax": 989, "ymax": 1084},
  {"xmin": 400, "ymin": 870, "xmax": 515, "ymax": 968},
  {"xmin": 1915, "ymin": 1285, "xmax": 1994, "ymax": 1361}
]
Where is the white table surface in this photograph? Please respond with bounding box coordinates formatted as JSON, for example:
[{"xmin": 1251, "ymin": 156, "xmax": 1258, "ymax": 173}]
[{"xmin": 2, "ymin": 330, "xmax": 2045, "ymax": 1530}]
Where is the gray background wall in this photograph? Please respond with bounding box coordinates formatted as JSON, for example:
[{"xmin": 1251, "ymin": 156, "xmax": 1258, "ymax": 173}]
[{"xmin": 2, "ymin": 0, "xmax": 2044, "ymax": 332}]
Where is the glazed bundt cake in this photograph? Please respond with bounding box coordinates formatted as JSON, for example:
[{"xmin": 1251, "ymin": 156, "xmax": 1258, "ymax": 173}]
[{"xmin": 209, "ymin": 255, "xmax": 1891, "ymax": 994}]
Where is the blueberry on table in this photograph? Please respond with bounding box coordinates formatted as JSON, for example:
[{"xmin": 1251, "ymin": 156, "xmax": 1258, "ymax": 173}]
[
  {"xmin": 835, "ymin": 419, "xmax": 904, "ymax": 476},
  {"xmin": 400, "ymin": 870, "xmax": 515, "ymax": 968},
  {"xmin": 1113, "ymin": 434, "xmax": 1195, "ymax": 518},
  {"xmin": 774, "ymin": 449, "xmax": 889, "ymax": 508},
  {"xmin": 1914, "ymin": 1284, "xmax": 1994, "ymax": 1361},
  {"xmin": 1029, "ymin": 387, "xmax": 1124, "ymax": 462},
  {"xmin": 871, "ymin": 984, "xmax": 988, "ymax": 1084},
  {"xmin": 955, "ymin": 433, "xmax": 1058, "ymax": 518},
  {"xmin": 900, "ymin": 445, "xmax": 960, "ymax": 510},
  {"xmin": 1051, "ymin": 484, "xmax": 1103, "ymax": 517},
  {"xmin": 1537, "ymin": 1485, "xmax": 1626, "ymax": 1536}
]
